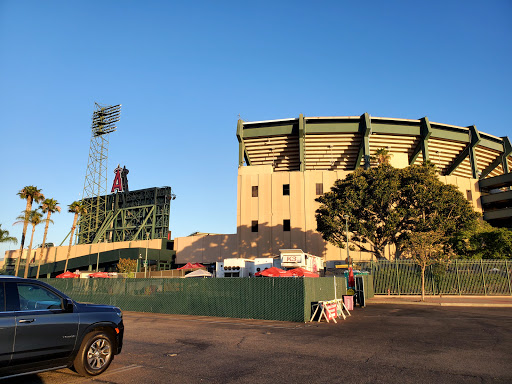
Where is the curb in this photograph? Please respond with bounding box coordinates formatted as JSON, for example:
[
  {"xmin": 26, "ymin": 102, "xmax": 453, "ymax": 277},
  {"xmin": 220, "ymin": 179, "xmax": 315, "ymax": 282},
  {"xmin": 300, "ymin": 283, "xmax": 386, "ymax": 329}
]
[
  {"xmin": 369, "ymin": 300, "xmax": 512, "ymax": 308},
  {"xmin": 439, "ymin": 303, "xmax": 512, "ymax": 308}
]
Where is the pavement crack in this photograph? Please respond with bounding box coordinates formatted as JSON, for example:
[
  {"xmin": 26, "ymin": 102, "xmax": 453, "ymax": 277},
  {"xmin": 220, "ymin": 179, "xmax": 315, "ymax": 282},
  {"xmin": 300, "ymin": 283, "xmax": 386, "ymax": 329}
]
[{"xmin": 236, "ymin": 336, "xmax": 246, "ymax": 348}]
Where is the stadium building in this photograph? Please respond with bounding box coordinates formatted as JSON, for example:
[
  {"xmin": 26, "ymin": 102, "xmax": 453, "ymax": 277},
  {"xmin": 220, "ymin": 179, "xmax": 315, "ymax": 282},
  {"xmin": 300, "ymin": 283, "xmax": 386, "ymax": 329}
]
[
  {"xmin": 174, "ymin": 113, "xmax": 512, "ymax": 264},
  {"xmin": 3, "ymin": 113, "xmax": 511, "ymax": 273}
]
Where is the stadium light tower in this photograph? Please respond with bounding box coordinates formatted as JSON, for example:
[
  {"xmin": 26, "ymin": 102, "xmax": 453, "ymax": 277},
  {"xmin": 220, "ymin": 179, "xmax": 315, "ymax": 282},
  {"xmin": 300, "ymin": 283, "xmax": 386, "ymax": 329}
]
[{"xmin": 78, "ymin": 103, "xmax": 121, "ymax": 245}]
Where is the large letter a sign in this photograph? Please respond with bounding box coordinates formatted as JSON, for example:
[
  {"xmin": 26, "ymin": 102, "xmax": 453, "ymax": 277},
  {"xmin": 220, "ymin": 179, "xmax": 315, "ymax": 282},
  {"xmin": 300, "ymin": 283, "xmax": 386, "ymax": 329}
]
[{"xmin": 111, "ymin": 165, "xmax": 124, "ymax": 193}]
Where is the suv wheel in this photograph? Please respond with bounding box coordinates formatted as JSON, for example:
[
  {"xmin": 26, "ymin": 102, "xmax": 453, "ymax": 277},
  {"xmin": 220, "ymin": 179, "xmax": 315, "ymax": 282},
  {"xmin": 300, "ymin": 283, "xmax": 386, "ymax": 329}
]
[{"xmin": 73, "ymin": 331, "xmax": 114, "ymax": 376}]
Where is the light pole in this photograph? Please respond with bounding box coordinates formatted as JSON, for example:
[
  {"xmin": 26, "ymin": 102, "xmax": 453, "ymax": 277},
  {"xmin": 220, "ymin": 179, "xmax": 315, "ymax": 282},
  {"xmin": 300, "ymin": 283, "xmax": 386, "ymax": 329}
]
[
  {"xmin": 343, "ymin": 214, "xmax": 350, "ymax": 265},
  {"xmin": 144, "ymin": 232, "xmax": 149, "ymax": 278}
]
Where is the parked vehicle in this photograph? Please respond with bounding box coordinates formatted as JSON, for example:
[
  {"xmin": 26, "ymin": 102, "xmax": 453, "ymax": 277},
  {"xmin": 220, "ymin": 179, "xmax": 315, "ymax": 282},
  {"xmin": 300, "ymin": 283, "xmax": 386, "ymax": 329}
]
[{"xmin": 0, "ymin": 276, "xmax": 124, "ymax": 380}]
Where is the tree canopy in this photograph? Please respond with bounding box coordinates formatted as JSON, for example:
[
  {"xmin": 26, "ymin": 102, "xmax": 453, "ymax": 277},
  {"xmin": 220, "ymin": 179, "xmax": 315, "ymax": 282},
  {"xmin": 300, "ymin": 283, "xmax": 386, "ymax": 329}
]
[
  {"xmin": 452, "ymin": 221, "xmax": 512, "ymax": 259},
  {"xmin": 315, "ymin": 163, "xmax": 479, "ymax": 259}
]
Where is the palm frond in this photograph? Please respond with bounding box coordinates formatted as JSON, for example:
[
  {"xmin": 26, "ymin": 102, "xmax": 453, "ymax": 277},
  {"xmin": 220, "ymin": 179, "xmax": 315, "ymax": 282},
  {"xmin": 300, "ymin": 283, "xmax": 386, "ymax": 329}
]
[{"xmin": 0, "ymin": 224, "xmax": 17, "ymax": 244}]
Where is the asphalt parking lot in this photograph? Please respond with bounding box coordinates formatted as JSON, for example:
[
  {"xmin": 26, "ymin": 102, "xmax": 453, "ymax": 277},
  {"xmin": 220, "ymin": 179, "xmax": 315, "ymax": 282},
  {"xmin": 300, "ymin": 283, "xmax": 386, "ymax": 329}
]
[{"xmin": 7, "ymin": 304, "xmax": 512, "ymax": 384}]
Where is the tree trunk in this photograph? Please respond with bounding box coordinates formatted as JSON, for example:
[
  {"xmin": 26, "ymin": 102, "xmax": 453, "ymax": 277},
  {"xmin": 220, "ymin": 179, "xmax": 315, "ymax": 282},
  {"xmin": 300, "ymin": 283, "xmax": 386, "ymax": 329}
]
[
  {"xmin": 36, "ymin": 212, "xmax": 52, "ymax": 279},
  {"xmin": 23, "ymin": 225, "xmax": 36, "ymax": 279},
  {"xmin": 64, "ymin": 214, "xmax": 78, "ymax": 272},
  {"xmin": 15, "ymin": 198, "xmax": 32, "ymax": 277},
  {"xmin": 421, "ymin": 265, "xmax": 426, "ymax": 302}
]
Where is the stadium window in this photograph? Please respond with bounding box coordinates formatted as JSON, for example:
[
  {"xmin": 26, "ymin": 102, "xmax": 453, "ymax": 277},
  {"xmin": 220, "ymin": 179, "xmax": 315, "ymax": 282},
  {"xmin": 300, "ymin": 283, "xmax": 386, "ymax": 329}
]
[
  {"xmin": 283, "ymin": 184, "xmax": 290, "ymax": 196},
  {"xmin": 466, "ymin": 190, "xmax": 473, "ymax": 202},
  {"xmin": 316, "ymin": 183, "xmax": 323, "ymax": 195},
  {"xmin": 251, "ymin": 220, "xmax": 258, "ymax": 233},
  {"xmin": 283, "ymin": 219, "xmax": 291, "ymax": 232},
  {"xmin": 252, "ymin": 186, "xmax": 258, "ymax": 197}
]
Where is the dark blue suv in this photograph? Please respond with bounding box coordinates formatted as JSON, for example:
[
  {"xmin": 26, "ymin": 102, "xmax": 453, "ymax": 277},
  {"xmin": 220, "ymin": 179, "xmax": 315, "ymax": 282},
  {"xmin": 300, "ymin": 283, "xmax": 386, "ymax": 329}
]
[{"xmin": 0, "ymin": 276, "xmax": 124, "ymax": 380}]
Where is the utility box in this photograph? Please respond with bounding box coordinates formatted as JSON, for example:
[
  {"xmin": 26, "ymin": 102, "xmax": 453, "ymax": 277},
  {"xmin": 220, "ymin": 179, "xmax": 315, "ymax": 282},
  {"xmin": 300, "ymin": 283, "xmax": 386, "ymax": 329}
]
[{"xmin": 253, "ymin": 258, "xmax": 275, "ymax": 275}]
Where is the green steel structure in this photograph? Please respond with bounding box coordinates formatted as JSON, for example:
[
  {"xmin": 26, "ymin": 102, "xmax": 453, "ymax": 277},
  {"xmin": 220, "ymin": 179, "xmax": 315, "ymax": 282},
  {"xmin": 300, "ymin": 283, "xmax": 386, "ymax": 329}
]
[
  {"xmin": 237, "ymin": 113, "xmax": 511, "ymax": 177},
  {"xmin": 79, "ymin": 103, "xmax": 121, "ymax": 244},
  {"xmin": 76, "ymin": 103, "xmax": 176, "ymax": 245},
  {"xmin": 78, "ymin": 186, "xmax": 175, "ymax": 244}
]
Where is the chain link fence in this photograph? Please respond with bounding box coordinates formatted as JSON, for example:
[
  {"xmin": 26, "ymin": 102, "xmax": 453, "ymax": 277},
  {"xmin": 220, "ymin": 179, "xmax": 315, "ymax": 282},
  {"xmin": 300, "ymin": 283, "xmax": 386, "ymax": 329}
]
[
  {"xmin": 357, "ymin": 260, "xmax": 512, "ymax": 296},
  {"xmin": 46, "ymin": 276, "xmax": 373, "ymax": 322}
]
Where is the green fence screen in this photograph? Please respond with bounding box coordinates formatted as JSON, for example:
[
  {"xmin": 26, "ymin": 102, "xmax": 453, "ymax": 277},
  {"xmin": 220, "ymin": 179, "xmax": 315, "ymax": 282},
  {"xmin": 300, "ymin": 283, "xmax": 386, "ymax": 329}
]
[{"xmin": 46, "ymin": 276, "xmax": 374, "ymax": 323}]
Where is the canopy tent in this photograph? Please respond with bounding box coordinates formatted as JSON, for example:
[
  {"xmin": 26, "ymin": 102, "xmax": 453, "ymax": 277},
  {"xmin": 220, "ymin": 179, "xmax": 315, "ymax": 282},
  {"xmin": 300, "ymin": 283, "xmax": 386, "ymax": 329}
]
[
  {"xmin": 56, "ymin": 271, "xmax": 79, "ymax": 278},
  {"xmin": 192, "ymin": 263, "xmax": 205, "ymax": 268},
  {"xmin": 282, "ymin": 268, "xmax": 319, "ymax": 278},
  {"xmin": 88, "ymin": 271, "xmax": 110, "ymax": 278},
  {"xmin": 177, "ymin": 262, "xmax": 202, "ymax": 270},
  {"xmin": 184, "ymin": 269, "xmax": 212, "ymax": 278},
  {"xmin": 254, "ymin": 267, "xmax": 287, "ymax": 277}
]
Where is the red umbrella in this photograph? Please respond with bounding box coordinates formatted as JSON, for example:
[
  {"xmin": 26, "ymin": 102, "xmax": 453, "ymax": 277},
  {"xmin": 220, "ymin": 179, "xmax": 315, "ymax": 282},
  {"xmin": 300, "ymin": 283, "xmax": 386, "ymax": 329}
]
[
  {"xmin": 89, "ymin": 271, "xmax": 110, "ymax": 278},
  {"xmin": 282, "ymin": 268, "xmax": 319, "ymax": 278},
  {"xmin": 56, "ymin": 271, "xmax": 79, "ymax": 278},
  {"xmin": 254, "ymin": 267, "xmax": 287, "ymax": 277},
  {"xmin": 192, "ymin": 263, "xmax": 205, "ymax": 268},
  {"xmin": 177, "ymin": 262, "xmax": 198, "ymax": 270}
]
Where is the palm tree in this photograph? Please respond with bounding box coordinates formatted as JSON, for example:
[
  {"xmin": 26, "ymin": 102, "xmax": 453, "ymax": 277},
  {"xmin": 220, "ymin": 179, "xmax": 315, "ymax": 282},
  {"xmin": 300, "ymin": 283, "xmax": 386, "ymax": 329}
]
[
  {"xmin": 373, "ymin": 147, "xmax": 392, "ymax": 166},
  {"xmin": 14, "ymin": 210, "xmax": 44, "ymax": 278},
  {"xmin": 0, "ymin": 224, "xmax": 17, "ymax": 274},
  {"xmin": 15, "ymin": 186, "xmax": 45, "ymax": 276},
  {"xmin": 65, "ymin": 201, "xmax": 87, "ymax": 272},
  {"xmin": 0, "ymin": 224, "xmax": 17, "ymax": 244},
  {"xmin": 36, "ymin": 198, "xmax": 61, "ymax": 279}
]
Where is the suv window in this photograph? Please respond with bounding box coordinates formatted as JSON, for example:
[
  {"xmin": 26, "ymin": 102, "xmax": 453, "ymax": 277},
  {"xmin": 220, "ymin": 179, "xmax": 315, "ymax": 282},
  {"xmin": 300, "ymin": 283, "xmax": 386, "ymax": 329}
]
[
  {"xmin": 17, "ymin": 284, "xmax": 63, "ymax": 311},
  {"xmin": 0, "ymin": 283, "xmax": 4, "ymax": 312}
]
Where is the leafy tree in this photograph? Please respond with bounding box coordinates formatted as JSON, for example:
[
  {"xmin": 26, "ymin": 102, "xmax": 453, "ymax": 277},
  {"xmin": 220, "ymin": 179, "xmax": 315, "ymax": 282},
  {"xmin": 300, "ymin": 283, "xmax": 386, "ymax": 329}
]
[
  {"xmin": 316, "ymin": 164, "xmax": 404, "ymax": 259},
  {"xmin": 401, "ymin": 230, "xmax": 452, "ymax": 301},
  {"xmin": 470, "ymin": 227, "xmax": 512, "ymax": 259},
  {"xmin": 453, "ymin": 222, "xmax": 512, "ymax": 259},
  {"xmin": 14, "ymin": 210, "xmax": 44, "ymax": 278},
  {"xmin": 15, "ymin": 186, "xmax": 45, "ymax": 276},
  {"xmin": 36, "ymin": 198, "xmax": 61, "ymax": 279},
  {"xmin": 0, "ymin": 224, "xmax": 17, "ymax": 244},
  {"xmin": 315, "ymin": 163, "xmax": 479, "ymax": 259},
  {"xmin": 397, "ymin": 164, "xmax": 479, "ymax": 252},
  {"xmin": 65, "ymin": 201, "xmax": 87, "ymax": 272},
  {"xmin": 117, "ymin": 258, "xmax": 137, "ymax": 274}
]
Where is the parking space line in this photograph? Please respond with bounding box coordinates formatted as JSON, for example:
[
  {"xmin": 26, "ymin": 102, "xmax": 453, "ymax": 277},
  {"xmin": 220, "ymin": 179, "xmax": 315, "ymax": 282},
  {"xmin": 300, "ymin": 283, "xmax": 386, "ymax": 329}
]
[
  {"xmin": 100, "ymin": 364, "xmax": 143, "ymax": 376},
  {"xmin": 54, "ymin": 364, "xmax": 143, "ymax": 383}
]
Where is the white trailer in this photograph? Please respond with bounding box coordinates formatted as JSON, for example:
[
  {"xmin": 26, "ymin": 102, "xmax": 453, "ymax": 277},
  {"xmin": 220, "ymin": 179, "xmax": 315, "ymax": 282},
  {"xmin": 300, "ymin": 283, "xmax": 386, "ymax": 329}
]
[
  {"xmin": 215, "ymin": 257, "xmax": 278, "ymax": 277},
  {"xmin": 280, "ymin": 249, "xmax": 324, "ymax": 273},
  {"xmin": 215, "ymin": 258, "xmax": 253, "ymax": 278}
]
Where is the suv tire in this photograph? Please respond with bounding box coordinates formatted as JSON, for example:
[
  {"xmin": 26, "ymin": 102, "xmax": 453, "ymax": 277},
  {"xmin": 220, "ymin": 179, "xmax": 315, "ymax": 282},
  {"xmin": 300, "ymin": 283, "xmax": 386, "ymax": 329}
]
[{"xmin": 73, "ymin": 331, "xmax": 114, "ymax": 376}]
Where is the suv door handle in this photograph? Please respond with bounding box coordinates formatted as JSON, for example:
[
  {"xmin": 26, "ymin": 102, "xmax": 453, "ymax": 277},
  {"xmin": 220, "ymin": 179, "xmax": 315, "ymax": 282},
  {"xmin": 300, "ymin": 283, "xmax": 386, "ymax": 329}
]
[{"xmin": 19, "ymin": 319, "xmax": 35, "ymax": 323}]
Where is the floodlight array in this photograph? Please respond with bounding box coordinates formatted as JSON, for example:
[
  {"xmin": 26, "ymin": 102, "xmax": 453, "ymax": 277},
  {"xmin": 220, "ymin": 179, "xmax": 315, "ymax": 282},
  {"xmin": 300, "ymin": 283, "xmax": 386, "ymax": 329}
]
[{"xmin": 92, "ymin": 104, "xmax": 121, "ymax": 137}]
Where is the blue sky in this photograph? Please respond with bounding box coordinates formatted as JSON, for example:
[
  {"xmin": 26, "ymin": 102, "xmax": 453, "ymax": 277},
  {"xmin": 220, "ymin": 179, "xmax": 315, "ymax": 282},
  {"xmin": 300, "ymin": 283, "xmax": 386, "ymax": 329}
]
[{"xmin": 1, "ymin": 1, "xmax": 511, "ymax": 258}]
